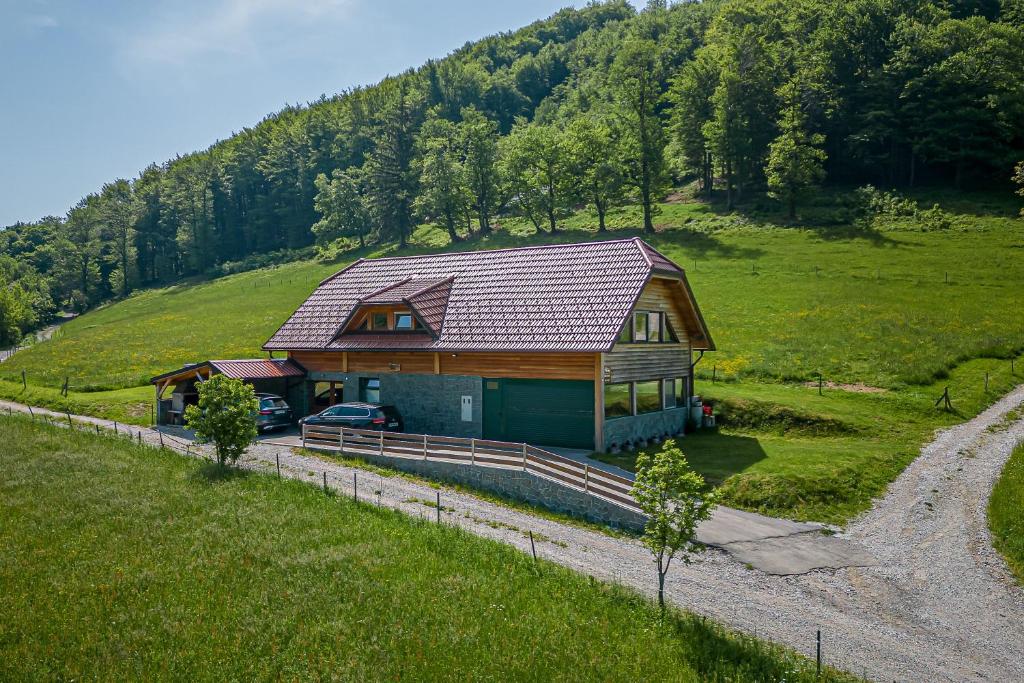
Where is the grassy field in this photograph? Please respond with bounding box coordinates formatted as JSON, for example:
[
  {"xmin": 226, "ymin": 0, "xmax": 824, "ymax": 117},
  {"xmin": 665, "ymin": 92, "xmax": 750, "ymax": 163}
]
[
  {"xmin": 4, "ymin": 190, "xmax": 1022, "ymax": 392},
  {"xmin": 0, "ymin": 415, "xmax": 854, "ymax": 681},
  {"xmin": 989, "ymin": 438, "xmax": 1024, "ymax": 584},
  {"xmin": 598, "ymin": 354, "xmax": 1022, "ymax": 523},
  {"xmin": 1, "ymin": 188, "xmax": 1021, "ymax": 523}
]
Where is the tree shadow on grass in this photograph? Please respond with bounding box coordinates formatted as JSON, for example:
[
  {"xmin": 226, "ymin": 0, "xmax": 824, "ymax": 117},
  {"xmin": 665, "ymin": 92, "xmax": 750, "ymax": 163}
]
[
  {"xmin": 594, "ymin": 431, "xmax": 768, "ymax": 485},
  {"xmin": 191, "ymin": 461, "xmax": 251, "ymax": 484},
  {"xmin": 319, "ymin": 217, "xmax": 765, "ymax": 265}
]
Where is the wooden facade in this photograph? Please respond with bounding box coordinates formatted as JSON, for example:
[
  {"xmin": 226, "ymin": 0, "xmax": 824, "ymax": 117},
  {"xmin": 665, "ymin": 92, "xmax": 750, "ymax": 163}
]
[{"xmin": 289, "ymin": 350, "xmax": 598, "ymax": 381}]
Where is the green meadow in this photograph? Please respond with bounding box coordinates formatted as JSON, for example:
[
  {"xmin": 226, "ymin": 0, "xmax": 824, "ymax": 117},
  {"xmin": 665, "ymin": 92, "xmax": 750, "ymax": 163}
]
[
  {"xmin": 0, "ymin": 416, "xmax": 853, "ymax": 682},
  {"xmin": 2, "ymin": 189, "xmax": 1022, "ymax": 523},
  {"xmin": 990, "ymin": 438, "xmax": 1024, "ymax": 584}
]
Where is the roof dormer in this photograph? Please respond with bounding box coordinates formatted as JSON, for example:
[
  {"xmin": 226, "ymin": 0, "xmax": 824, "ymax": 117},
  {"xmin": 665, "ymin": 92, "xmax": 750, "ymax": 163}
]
[{"xmin": 334, "ymin": 277, "xmax": 453, "ymax": 341}]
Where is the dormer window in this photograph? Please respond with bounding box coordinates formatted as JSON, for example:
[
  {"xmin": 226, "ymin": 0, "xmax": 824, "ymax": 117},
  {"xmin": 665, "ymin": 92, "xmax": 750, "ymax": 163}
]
[{"xmin": 350, "ymin": 308, "xmax": 421, "ymax": 333}]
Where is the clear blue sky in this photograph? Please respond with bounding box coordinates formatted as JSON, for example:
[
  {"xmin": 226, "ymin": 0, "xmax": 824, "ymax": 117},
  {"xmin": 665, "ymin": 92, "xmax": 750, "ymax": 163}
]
[{"xmin": 0, "ymin": 0, "xmax": 610, "ymax": 227}]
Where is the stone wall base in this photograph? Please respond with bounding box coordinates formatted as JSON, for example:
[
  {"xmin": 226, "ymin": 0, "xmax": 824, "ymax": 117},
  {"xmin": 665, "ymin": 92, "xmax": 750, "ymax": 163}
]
[{"xmin": 339, "ymin": 448, "xmax": 647, "ymax": 533}]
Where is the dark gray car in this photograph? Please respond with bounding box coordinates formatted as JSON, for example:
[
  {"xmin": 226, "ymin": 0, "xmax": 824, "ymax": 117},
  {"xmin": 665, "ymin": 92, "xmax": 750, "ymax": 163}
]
[
  {"xmin": 300, "ymin": 402, "xmax": 403, "ymax": 432},
  {"xmin": 256, "ymin": 394, "xmax": 293, "ymax": 432}
]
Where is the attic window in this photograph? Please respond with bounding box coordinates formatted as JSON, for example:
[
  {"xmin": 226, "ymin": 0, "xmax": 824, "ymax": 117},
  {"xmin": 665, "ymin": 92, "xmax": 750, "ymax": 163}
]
[{"xmin": 394, "ymin": 313, "xmax": 413, "ymax": 330}]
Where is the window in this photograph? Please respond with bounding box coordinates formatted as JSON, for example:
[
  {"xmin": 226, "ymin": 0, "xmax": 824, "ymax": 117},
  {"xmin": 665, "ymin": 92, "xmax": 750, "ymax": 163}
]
[
  {"xmin": 627, "ymin": 310, "xmax": 679, "ymax": 344},
  {"xmin": 371, "ymin": 313, "xmax": 388, "ymax": 330},
  {"xmin": 359, "ymin": 377, "xmax": 380, "ymax": 403},
  {"xmin": 648, "ymin": 312, "xmax": 662, "ymax": 343},
  {"xmin": 617, "ymin": 318, "xmax": 632, "ymax": 344},
  {"xmin": 663, "ymin": 379, "xmax": 676, "ymax": 409},
  {"xmin": 664, "ymin": 317, "xmax": 679, "ymax": 342},
  {"xmin": 394, "ymin": 313, "xmax": 413, "ymax": 330},
  {"xmin": 633, "ymin": 312, "xmax": 648, "ymax": 341},
  {"xmin": 635, "ymin": 380, "xmax": 661, "ymax": 414},
  {"xmin": 676, "ymin": 376, "xmax": 686, "ymax": 407},
  {"xmin": 604, "ymin": 383, "xmax": 632, "ymax": 419}
]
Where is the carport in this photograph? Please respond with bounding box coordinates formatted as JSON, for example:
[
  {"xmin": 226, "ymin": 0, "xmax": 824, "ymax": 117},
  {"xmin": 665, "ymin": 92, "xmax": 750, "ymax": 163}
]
[{"xmin": 150, "ymin": 359, "xmax": 306, "ymax": 426}]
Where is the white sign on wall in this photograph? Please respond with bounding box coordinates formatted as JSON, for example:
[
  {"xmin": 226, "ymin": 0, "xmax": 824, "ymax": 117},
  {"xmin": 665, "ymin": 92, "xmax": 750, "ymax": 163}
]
[{"xmin": 461, "ymin": 395, "xmax": 472, "ymax": 422}]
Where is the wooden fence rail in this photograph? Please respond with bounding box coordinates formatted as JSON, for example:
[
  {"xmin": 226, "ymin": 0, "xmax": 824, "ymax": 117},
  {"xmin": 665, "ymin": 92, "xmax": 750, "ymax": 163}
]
[{"xmin": 302, "ymin": 424, "xmax": 641, "ymax": 514}]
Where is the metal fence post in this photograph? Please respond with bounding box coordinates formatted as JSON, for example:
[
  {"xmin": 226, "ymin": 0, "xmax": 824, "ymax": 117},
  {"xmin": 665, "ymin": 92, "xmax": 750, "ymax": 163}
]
[
  {"xmin": 522, "ymin": 443, "xmax": 527, "ymax": 471},
  {"xmin": 339, "ymin": 426, "xmax": 344, "ymax": 453},
  {"xmin": 379, "ymin": 430, "xmax": 384, "ymax": 456},
  {"xmin": 816, "ymin": 629, "xmax": 821, "ymax": 676},
  {"xmin": 584, "ymin": 464, "xmax": 589, "ymax": 492},
  {"xmin": 423, "ymin": 434, "xmax": 428, "ymax": 460},
  {"xmin": 301, "ymin": 424, "xmax": 307, "ymax": 450},
  {"xmin": 470, "ymin": 438, "xmax": 476, "ymax": 465}
]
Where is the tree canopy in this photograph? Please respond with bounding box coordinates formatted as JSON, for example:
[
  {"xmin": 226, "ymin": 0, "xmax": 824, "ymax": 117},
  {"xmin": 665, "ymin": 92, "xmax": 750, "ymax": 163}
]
[{"xmin": 3, "ymin": 0, "xmax": 1022, "ymax": 336}]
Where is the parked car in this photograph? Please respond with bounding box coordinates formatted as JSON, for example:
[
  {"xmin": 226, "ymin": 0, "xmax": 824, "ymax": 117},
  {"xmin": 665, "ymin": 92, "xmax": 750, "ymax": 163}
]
[
  {"xmin": 256, "ymin": 393, "xmax": 294, "ymax": 432},
  {"xmin": 300, "ymin": 402, "xmax": 404, "ymax": 432}
]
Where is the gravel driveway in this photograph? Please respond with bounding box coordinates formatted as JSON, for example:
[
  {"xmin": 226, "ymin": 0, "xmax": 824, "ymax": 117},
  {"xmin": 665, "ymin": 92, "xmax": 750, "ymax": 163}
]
[{"xmin": 4, "ymin": 386, "xmax": 1024, "ymax": 682}]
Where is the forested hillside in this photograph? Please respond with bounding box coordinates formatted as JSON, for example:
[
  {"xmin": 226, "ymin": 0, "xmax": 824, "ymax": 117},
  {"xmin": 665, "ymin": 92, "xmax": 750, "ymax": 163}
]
[{"xmin": 3, "ymin": 0, "xmax": 1023, "ymax": 345}]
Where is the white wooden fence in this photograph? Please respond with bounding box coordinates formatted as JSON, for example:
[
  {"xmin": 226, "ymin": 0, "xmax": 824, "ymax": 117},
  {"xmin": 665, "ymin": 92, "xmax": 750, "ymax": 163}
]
[{"xmin": 302, "ymin": 424, "xmax": 641, "ymax": 513}]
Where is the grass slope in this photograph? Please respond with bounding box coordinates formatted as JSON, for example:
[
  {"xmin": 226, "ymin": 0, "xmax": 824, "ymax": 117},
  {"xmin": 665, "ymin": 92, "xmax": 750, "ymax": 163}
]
[
  {"xmin": 599, "ymin": 354, "xmax": 1022, "ymax": 523},
  {"xmin": 989, "ymin": 438, "xmax": 1024, "ymax": 584},
  {"xmin": 2, "ymin": 189, "xmax": 1022, "ymax": 522},
  {"xmin": 5, "ymin": 192, "xmax": 1022, "ymax": 391},
  {"xmin": 0, "ymin": 416, "xmax": 852, "ymax": 681}
]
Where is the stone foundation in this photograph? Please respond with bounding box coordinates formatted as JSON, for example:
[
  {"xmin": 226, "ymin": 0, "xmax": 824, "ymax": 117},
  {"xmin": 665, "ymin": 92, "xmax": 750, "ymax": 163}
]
[{"xmin": 338, "ymin": 447, "xmax": 647, "ymax": 532}]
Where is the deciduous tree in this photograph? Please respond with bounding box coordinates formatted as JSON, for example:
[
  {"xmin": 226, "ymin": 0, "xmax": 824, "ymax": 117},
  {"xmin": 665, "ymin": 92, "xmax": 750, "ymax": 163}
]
[
  {"xmin": 632, "ymin": 439, "xmax": 718, "ymax": 610},
  {"xmin": 564, "ymin": 116, "xmax": 625, "ymax": 231},
  {"xmin": 313, "ymin": 169, "xmax": 373, "ymax": 249},
  {"xmin": 610, "ymin": 39, "xmax": 669, "ymax": 232},
  {"xmin": 415, "ymin": 114, "xmax": 470, "ymax": 242},
  {"xmin": 459, "ymin": 106, "xmax": 502, "ymax": 235},
  {"xmin": 184, "ymin": 375, "xmax": 259, "ymax": 467}
]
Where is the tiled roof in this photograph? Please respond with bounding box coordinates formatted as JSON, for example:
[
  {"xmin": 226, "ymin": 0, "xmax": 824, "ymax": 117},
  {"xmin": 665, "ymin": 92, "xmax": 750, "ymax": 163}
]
[
  {"xmin": 359, "ymin": 277, "xmax": 451, "ymax": 304},
  {"xmin": 265, "ymin": 238, "xmax": 711, "ymax": 352},
  {"xmin": 209, "ymin": 359, "xmax": 305, "ymax": 379},
  {"xmin": 639, "ymin": 241, "xmax": 682, "ymax": 273},
  {"xmin": 406, "ymin": 278, "xmax": 452, "ymax": 335},
  {"xmin": 150, "ymin": 358, "xmax": 304, "ymax": 384}
]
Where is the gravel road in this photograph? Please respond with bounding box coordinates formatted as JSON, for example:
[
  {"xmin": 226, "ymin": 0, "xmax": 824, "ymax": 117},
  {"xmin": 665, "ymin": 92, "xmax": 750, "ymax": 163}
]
[{"xmin": 4, "ymin": 386, "xmax": 1024, "ymax": 682}]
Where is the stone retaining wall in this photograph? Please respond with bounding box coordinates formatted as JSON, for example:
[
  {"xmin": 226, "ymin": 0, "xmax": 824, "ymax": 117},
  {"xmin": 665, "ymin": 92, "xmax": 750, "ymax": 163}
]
[
  {"xmin": 343, "ymin": 448, "xmax": 647, "ymax": 532},
  {"xmin": 604, "ymin": 407, "xmax": 687, "ymax": 452}
]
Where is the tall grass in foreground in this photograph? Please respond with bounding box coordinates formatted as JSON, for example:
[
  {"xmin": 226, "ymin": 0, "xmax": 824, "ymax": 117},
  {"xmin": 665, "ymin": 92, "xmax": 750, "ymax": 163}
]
[
  {"xmin": 989, "ymin": 440, "xmax": 1024, "ymax": 584},
  {"xmin": 0, "ymin": 416, "xmax": 854, "ymax": 681}
]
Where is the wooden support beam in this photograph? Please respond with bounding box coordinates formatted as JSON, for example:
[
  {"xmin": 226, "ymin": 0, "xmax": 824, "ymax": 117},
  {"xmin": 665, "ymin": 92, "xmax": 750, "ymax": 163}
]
[
  {"xmin": 342, "ymin": 352, "xmax": 348, "ymax": 373},
  {"xmin": 433, "ymin": 352, "xmax": 440, "ymax": 375}
]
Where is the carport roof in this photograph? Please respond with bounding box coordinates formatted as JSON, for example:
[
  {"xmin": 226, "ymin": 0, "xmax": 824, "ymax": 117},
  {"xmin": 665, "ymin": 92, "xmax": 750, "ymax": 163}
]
[{"xmin": 150, "ymin": 358, "xmax": 305, "ymax": 385}]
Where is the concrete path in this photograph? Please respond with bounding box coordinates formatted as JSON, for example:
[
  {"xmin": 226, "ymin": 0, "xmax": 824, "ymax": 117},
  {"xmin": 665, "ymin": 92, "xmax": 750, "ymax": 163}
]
[{"xmin": 5, "ymin": 389, "xmax": 1024, "ymax": 681}]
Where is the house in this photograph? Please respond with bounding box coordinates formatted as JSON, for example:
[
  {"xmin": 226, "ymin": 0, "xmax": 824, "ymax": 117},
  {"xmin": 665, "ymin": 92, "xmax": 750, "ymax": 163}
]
[
  {"xmin": 151, "ymin": 358, "xmax": 305, "ymax": 426},
  {"xmin": 265, "ymin": 238, "xmax": 713, "ymax": 452}
]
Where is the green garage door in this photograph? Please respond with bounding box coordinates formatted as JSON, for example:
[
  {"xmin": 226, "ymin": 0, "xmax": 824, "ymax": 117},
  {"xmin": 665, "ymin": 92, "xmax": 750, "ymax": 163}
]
[{"xmin": 483, "ymin": 378, "xmax": 594, "ymax": 449}]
